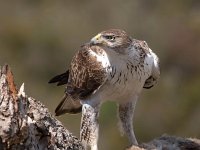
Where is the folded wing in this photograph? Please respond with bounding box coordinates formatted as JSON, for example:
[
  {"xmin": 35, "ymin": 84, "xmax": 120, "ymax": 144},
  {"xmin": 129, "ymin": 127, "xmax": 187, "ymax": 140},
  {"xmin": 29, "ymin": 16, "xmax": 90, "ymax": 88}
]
[
  {"xmin": 143, "ymin": 49, "xmax": 160, "ymax": 89},
  {"xmin": 49, "ymin": 44, "xmax": 107, "ymax": 116}
]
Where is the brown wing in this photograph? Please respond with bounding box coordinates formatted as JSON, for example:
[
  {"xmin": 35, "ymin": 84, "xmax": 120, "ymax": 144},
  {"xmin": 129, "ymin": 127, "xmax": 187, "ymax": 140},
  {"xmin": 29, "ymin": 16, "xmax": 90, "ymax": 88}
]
[
  {"xmin": 49, "ymin": 70, "xmax": 83, "ymax": 115},
  {"xmin": 133, "ymin": 40, "xmax": 160, "ymax": 89},
  {"xmin": 49, "ymin": 44, "xmax": 107, "ymax": 116},
  {"xmin": 67, "ymin": 44, "xmax": 107, "ymax": 99},
  {"xmin": 132, "ymin": 39, "xmax": 160, "ymax": 89}
]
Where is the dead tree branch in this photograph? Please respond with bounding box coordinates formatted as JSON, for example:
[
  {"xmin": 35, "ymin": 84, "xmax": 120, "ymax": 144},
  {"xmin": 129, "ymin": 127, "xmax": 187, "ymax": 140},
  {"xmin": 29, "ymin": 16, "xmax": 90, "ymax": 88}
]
[{"xmin": 0, "ymin": 64, "xmax": 84, "ymax": 150}]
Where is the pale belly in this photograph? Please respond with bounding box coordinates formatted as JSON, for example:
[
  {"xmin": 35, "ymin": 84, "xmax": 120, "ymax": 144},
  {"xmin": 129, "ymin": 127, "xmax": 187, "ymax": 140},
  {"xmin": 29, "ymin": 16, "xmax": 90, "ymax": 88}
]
[
  {"xmin": 86, "ymin": 50, "xmax": 153, "ymax": 104},
  {"xmin": 104, "ymin": 81, "xmax": 143, "ymax": 102},
  {"xmin": 92, "ymin": 71, "xmax": 147, "ymax": 103}
]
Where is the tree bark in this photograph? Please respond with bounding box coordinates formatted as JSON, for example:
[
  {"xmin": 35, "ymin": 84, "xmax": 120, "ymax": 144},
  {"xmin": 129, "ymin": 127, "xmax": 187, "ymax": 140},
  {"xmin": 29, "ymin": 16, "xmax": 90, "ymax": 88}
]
[
  {"xmin": 0, "ymin": 64, "xmax": 200, "ymax": 150},
  {"xmin": 0, "ymin": 64, "xmax": 84, "ymax": 150}
]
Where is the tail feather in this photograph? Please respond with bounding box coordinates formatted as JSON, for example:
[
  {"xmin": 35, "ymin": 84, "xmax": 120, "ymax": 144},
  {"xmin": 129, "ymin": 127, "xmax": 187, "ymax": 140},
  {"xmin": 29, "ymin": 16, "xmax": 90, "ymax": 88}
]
[{"xmin": 55, "ymin": 94, "xmax": 82, "ymax": 116}]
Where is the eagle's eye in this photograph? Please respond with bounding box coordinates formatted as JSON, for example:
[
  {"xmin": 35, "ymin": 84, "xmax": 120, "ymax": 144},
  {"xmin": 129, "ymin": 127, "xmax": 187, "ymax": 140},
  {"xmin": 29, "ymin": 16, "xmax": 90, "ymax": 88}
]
[{"xmin": 103, "ymin": 35, "xmax": 115, "ymax": 41}]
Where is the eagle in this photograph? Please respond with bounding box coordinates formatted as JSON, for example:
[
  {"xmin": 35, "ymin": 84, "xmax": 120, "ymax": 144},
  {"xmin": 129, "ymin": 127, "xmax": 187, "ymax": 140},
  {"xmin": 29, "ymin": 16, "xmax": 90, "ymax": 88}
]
[{"xmin": 49, "ymin": 29, "xmax": 160, "ymax": 150}]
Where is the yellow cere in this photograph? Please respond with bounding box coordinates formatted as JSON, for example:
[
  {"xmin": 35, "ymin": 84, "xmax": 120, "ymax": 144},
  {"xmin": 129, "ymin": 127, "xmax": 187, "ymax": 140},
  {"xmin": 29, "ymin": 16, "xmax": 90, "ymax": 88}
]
[{"xmin": 94, "ymin": 34, "xmax": 101, "ymax": 40}]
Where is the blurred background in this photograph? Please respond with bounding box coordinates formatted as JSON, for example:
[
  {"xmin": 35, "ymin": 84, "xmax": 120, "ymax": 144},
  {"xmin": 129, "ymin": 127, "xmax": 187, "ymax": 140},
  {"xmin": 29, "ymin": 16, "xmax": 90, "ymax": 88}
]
[{"xmin": 0, "ymin": 0, "xmax": 200, "ymax": 149}]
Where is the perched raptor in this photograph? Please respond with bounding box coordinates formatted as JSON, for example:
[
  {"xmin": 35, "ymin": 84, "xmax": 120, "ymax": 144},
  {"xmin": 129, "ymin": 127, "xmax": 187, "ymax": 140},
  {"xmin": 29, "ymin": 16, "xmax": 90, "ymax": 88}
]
[{"xmin": 49, "ymin": 29, "xmax": 160, "ymax": 150}]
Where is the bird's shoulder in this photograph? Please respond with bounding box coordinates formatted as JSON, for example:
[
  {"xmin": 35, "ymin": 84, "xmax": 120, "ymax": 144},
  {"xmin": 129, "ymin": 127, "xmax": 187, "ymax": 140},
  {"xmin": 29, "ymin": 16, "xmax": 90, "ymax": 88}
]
[
  {"xmin": 67, "ymin": 44, "xmax": 109, "ymax": 99},
  {"xmin": 132, "ymin": 39, "xmax": 150, "ymax": 55},
  {"xmin": 131, "ymin": 39, "xmax": 160, "ymax": 89}
]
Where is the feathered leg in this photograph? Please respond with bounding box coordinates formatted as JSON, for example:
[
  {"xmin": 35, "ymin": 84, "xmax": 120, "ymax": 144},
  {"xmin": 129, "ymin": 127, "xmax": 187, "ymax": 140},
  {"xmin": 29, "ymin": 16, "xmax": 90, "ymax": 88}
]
[
  {"xmin": 118, "ymin": 99, "xmax": 138, "ymax": 146},
  {"xmin": 80, "ymin": 103, "xmax": 100, "ymax": 150}
]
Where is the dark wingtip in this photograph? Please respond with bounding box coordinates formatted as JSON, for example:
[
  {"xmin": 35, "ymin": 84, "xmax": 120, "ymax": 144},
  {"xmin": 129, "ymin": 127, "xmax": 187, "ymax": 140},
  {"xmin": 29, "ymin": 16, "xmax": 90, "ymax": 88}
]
[
  {"xmin": 48, "ymin": 78, "xmax": 56, "ymax": 84},
  {"xmin": 48, "ymin": 75, "xmax": 61, "ymax": 84},
  {"xmin": 48, "ymin": 70, "xmax": 69, "ymax": 85}
]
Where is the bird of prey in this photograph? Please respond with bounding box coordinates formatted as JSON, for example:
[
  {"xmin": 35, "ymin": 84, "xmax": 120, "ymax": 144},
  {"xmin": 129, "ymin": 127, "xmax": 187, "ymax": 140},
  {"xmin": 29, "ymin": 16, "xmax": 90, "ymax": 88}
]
[{"xmin": 49, "ymin": 29, "xmax": 160, "ymax": 150}]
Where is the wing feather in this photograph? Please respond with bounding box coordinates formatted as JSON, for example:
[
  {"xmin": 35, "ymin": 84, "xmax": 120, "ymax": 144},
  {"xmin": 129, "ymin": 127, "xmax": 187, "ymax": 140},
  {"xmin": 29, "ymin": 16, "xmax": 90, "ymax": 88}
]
[
  {"xmin": 67, "ymin": 44, "xmax": 107, "ymax": 99},
  {"xmin": 55, "ymin": 94, "xmax": 82, "ymax": 116},
  {"xmin": 50, "ymin": 44, "xmax": 107, "ymax": 116},
  {"xmin": 143, "ymin": 49, "xmax": 160, "ymax": 89},
  {"xmin": 48, "ymin": 70, "xmax": 69, "ymax": 86}
]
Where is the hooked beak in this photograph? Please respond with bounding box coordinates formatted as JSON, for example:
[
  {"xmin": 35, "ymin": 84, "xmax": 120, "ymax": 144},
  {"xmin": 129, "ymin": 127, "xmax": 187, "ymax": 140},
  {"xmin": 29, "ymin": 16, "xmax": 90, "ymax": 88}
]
[{"xmin": 90, "ymin": 33, "xmax": 102, "ymax": 45}]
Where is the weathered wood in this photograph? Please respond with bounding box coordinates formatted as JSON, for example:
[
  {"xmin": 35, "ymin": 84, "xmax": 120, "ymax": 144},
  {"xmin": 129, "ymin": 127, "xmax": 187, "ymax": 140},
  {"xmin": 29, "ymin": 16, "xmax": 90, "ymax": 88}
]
[{"xmin": 0, "ymin": 64, "xmax": 84, "ymax": 150}]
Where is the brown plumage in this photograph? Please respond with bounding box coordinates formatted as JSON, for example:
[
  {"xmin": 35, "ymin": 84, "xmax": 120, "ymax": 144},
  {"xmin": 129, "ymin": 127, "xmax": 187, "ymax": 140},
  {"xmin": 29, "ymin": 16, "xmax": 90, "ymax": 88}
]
[
  {"xmin": 68, "ymin": 44, "xmax": 107, "ymax": 99},
  {"xmin": 49, "ymin": 44, "xmax": 107, "ymax": 116}
]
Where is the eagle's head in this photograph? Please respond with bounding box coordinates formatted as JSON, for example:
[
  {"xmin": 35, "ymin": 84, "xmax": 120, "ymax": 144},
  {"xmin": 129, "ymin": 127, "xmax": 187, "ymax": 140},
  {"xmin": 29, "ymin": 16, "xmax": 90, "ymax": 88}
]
[{"xmin": 90, "ymin": 29, "xmax": 132, "ymax": 54}]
